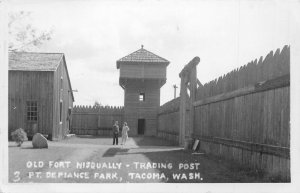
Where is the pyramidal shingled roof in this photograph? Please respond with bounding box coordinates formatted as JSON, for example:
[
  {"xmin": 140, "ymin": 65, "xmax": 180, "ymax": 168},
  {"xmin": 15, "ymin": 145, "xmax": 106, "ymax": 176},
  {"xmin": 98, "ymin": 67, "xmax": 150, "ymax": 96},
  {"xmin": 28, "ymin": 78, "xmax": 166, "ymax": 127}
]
[{"xmin": 116, "ymin": 45, "xmax": 169, "ymax": 68}]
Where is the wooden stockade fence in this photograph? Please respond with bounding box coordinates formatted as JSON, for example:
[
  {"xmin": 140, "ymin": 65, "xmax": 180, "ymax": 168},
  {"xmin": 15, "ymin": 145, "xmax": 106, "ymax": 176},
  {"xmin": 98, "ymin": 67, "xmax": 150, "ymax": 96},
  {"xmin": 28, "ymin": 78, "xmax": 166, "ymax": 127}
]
[
  {"xmin": 193, "ymin": 45, "xmax": 290, "ymax": 181},
  {"xmin": 158, "ymin": 45, "xmax": 290, "ymax": 181},
  {"xmin": 157, "ymin": 98, "xmax": 180, "ymax": 144},
  {"xmin": 157, "ymin": 97, "xmax": 191, "ymax": 144},
  {"xmin": 196, "ymin": 46, "xmax": 290, "ymax": 100},
  {"xmin": 71, "ymin": 106, "xmax": 124, "ymax": 136}
]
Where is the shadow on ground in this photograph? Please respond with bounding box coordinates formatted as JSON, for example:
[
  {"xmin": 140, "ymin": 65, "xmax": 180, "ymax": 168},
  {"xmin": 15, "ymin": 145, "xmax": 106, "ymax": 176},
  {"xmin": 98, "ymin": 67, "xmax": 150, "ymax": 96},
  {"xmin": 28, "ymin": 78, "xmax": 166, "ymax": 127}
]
[
  {"xmin": 102, "ymin": 148, "xmax": 130, "ymax": 157},
  {"xmin": 99, "ymin": 146, "xmax": 269, "ymax": 183},
  {"xmin": 130, "ymin": 136, "xmax": 175, "ymax": 146},
  {"xmin": 20, "ymin": 146, "xmax": 35, "ymax": 149},
  {"xmin": 138, "ymin": 150, "xmax": 268, "ymax": 183}
]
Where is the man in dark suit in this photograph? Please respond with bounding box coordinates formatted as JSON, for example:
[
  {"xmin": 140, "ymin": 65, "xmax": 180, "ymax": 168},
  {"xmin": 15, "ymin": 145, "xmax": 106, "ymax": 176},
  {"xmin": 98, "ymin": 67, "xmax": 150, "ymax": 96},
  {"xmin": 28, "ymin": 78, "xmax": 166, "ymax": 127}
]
[{"xmin": 112, "ymin": 121, "xmax": 119, "ymax": 145}]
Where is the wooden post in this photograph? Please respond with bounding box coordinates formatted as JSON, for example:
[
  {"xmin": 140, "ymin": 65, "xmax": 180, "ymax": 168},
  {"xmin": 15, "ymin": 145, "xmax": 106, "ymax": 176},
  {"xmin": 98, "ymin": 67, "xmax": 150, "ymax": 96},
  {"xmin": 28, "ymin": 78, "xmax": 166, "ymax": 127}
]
[
  {"xmin": 173, "ymin": 84, "xmax": 178, "ymax": 99},
  {"xmin": 178, "ymin": 57, "xmax": 200, "ymax": 148},
  {"xmin": 179, "ymin": 77, "xmax": 187, "ymax": 146},
  {"xmin": 188, "ymin": 63, "xmax": 197, "ymax": 139}
]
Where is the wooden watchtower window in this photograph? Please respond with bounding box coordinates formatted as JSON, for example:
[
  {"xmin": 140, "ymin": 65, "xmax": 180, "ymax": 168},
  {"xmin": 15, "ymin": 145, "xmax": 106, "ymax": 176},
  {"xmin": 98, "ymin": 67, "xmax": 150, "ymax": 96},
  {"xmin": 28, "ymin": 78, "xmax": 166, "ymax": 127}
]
[
  {"xmin": 26, "ymin": 101, "xmax": 38, "ymax": 121},
  {"xmin": 139, "ymin": 93, "xmax": 145, "ymax": 101}
]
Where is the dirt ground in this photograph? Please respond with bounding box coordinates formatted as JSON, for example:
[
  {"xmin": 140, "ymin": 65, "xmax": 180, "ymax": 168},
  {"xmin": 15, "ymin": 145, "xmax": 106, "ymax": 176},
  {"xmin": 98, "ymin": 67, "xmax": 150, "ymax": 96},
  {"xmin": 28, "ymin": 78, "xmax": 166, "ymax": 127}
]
[{"xmin": 9, "ymin": 136, "xmax": 269, "ymax": 183}]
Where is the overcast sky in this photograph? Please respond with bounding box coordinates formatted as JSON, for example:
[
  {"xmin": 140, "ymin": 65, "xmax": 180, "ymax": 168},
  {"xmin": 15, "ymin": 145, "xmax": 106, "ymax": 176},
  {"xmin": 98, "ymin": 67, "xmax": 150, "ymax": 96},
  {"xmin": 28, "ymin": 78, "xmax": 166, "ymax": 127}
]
[{"xmin": 9, "ymin": 0, "xmax": 294, "ymax": 106}]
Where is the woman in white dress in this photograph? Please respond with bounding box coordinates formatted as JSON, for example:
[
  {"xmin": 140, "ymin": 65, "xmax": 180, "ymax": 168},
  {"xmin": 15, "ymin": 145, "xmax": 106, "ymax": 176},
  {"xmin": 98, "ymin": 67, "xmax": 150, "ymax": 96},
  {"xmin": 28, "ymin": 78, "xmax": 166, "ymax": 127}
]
[{"xmin": 121, "ymin": 122, "xmax": 129, "ymax": 145}]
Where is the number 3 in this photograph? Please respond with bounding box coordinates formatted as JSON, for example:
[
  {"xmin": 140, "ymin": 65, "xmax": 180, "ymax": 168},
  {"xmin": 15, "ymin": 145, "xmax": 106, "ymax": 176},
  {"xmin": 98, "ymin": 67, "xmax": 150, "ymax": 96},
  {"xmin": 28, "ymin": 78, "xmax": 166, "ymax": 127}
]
[{"xmin": 13, "ymin": 171, "xmax": 20, "ymax": 182}]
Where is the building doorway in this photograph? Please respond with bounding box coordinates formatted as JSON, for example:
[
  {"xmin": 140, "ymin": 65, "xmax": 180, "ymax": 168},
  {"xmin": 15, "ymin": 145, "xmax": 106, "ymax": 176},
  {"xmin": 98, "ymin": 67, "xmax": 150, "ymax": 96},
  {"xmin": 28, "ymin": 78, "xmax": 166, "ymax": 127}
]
[{"xmin": 138, "ymin": 119, "xmax": 145, "ymax": 135}]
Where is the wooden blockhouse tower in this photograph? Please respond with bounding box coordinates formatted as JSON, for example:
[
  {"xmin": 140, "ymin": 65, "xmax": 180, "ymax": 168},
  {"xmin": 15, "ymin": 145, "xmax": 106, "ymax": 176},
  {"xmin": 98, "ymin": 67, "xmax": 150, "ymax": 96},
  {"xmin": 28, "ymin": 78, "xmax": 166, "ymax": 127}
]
[{"xmin": 116, "ymin": 46, "xmax": 169, "ymax": 136}]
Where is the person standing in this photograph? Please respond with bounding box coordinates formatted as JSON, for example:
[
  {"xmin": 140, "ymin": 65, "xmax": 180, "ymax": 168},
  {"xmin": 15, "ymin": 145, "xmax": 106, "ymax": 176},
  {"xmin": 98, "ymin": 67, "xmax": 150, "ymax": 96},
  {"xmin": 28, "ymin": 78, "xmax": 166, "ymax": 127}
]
[
  {"xmin": 121, "ymin": 122, "xmax": 130, "ymax": 146},
  {"xmin": 112, "ymin": 121, "xmax": 119, "ymax": 145}
]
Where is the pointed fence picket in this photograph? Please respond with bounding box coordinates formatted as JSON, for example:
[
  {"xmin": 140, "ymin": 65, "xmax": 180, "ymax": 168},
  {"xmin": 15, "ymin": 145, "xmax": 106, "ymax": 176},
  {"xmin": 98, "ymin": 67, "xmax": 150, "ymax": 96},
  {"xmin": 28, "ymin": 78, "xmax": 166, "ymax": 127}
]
[
  {"xmin": 71, "ymin": 106, "xmax": 124, "ymax": 136},
  {"xmin": 157, "ymin": 45, "xmax": 290, "ymax": 181}
]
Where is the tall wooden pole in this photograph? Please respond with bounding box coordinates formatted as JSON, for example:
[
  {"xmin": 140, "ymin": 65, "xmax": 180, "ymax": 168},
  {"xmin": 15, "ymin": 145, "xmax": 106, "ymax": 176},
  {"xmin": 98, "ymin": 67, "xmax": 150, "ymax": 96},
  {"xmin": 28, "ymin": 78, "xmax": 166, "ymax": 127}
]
[
  {"xmin": 179, "ymin": 57, "xmax": 200, "ymax": 148},
  {"xmin": 179, "ymin": 77, "xmax": 187, "ymax": 146},
  {"xmin": 173, "ymin": 84, "xmax": 178, "ymax": 99},
  {"xmin": 189, "ymin": 64, "xmax": 197, "ymax": 139}
]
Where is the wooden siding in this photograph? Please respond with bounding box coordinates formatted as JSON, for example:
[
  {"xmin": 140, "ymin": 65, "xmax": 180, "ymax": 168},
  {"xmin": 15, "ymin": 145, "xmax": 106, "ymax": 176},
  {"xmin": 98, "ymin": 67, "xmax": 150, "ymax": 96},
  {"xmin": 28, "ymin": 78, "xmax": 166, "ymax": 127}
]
[
  {"xmin": 8, "ymin": 71, "xmax": 54, "ymax": 137},
  {"xmin": 52, "ymin": 58, "xmax": 74, "ymax": 140},
  {"xmin": 119, "ymin": 63, "xmax": 166, "ymax": 80},
  {"xmin": 123, "ymin": 80, "xmax": 161, "ymax": 136}
]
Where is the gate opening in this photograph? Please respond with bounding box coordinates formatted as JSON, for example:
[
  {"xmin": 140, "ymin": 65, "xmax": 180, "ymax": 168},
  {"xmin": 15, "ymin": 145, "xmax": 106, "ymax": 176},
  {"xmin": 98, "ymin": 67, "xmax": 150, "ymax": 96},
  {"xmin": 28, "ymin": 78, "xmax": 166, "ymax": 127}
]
[{"xmin": 138, "ymin": 119, "xmax": 145, "ymax": 135}]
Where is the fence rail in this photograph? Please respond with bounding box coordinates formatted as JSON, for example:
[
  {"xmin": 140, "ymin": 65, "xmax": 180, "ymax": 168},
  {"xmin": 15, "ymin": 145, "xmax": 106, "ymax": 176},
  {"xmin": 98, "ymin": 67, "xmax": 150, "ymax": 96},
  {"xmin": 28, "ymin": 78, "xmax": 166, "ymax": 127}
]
[{"xmin": 194, "ymin": 74, "xmax": 289, "ymax": 107}]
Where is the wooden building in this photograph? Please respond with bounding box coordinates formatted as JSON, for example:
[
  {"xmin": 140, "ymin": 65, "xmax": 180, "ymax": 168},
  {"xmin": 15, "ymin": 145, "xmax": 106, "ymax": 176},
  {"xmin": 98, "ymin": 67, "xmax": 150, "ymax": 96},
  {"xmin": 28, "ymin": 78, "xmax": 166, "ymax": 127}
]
[
  {"xmin": 116, "ymin": 46, "xmax": 169, "ymax": 136},
  {"xmin": 8, "ymin": 52, "xmax": 74, "ymax": 140}
]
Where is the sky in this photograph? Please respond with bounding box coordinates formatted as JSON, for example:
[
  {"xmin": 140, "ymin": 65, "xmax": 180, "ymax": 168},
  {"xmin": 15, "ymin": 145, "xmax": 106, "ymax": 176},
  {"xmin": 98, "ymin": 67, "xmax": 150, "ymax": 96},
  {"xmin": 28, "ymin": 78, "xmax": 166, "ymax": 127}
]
[{"xmin": 8, "ymin": 0, "xmax": 295, "ymax": 106}]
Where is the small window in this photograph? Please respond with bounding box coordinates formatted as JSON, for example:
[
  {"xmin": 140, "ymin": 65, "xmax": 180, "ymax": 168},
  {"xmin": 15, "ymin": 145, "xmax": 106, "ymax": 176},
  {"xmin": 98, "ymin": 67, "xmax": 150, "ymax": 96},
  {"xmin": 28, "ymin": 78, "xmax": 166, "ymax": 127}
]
[
  {"xmin": 139, "ymin": 93, "xmax": 145, "ymax": 101},
  {"xmin": 60, "ymin": 76, "xmax": 63, "ymax": 88},
  {"xmin": 26, "ymin": 101, "xmax": 38, "ymax": 121},
  {"xmin": 59, "ymin": 100, "xmax": 63, "ymax": 122},
  {"xmin": 67, "ymin": 107, "xmax": 72, "ymax": 121}
]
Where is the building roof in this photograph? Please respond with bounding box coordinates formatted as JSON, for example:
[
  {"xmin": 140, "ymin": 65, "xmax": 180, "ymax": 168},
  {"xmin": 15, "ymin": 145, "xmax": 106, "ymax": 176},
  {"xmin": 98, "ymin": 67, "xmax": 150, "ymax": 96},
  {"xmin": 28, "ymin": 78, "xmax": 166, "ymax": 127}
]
[
  {"xmin": 9, "ymin": 52, "xmax": 64, "ymax": 71},
  {"xmin": 116, "ymin": 45, "xmax": 170, "ymax": 68},
  {"xmin": 9, "ymin": 52, "xmax": 75, "ymax": 102}
]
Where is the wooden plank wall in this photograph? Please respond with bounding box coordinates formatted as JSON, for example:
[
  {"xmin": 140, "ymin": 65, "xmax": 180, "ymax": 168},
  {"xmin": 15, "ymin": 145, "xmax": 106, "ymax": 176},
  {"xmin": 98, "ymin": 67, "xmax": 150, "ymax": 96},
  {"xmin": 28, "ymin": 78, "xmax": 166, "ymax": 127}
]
[
  {"xmin": 123, "ymin": 80, "xmax": 161, "ymax": 136},
  {"xmin": 194, "ymin": 45, "xmax": 290, "ymax": 181},
  {"xmin": 71, "ymin": 106, "xmax": 124, "ymax": 136},
  {"xmin": 157, "ymin": 97, "xmax": 190, "ymax": 144},
  {"xmin": 52, "ymin": 58, "xmax": 74, "ymax": 140},
  {"xmin": 119, "ymin": 63, "xmax": 166, "ymax": 80},
  {"xmin": 157, "ymin": 98, "xmax": 180, "ymax": 144},
  {"xmin": 8, "ymin": 71, "xmax": 54, "ymax": 137}
]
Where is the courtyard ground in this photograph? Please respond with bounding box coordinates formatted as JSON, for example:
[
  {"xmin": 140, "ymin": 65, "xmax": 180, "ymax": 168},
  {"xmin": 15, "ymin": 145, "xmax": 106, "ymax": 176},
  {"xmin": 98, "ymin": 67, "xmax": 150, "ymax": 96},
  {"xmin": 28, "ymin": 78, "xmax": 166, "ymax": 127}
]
[{"xmin": 9, "ymin": 136, "xmax": 269, "ymax": 183}]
